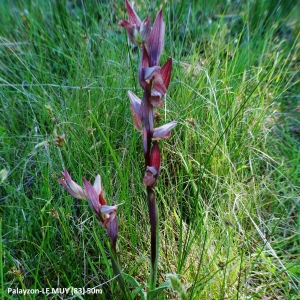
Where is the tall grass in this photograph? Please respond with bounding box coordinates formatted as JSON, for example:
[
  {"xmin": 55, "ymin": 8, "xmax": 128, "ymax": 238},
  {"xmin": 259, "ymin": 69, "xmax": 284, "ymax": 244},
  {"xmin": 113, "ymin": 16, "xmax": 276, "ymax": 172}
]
[{"xmin": 1, "ymin": 0, "xmax": 299, "ymax": 299}]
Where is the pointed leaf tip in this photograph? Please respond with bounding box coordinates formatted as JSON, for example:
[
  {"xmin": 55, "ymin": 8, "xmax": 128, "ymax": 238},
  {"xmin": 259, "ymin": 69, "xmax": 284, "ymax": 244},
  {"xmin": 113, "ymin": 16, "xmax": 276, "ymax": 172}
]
[
  {"xmin": 58, "ymin": 170, "xmax": 86, "ymax": 199},
  {"xmin": 128, "ymin": 91, "xmax": 142, "ymax": 115},
  {"xmin": 150, "ymin": 142, "xmax": 161, "ymax": 169},
  {"xmin": 93, "ymin": 174, "xmax": 102, "ymax": 195},
  {"xmin": 152, "ymin": 121, "xmax": 177, "ymax": 140},
  {"xmin": 125, "ymin": 0, "xmax": 141, "ymax": 25},
  {"xmin": 160, "ymin": 57, "xmax": 172, "ymax": 90},
  {"xmin": 148, "ymin": 10, "xmax": 165, "ymax": 66}
]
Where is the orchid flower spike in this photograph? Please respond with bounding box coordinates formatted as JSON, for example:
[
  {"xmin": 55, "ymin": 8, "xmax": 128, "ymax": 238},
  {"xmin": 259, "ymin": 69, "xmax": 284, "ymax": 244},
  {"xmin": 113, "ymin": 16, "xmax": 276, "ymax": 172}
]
[
  {"xmin": 118, "ymin": 1, "xmax": 177, "ymax": 289},
  {"xmin": 58, "ymin": 171, "xmax": 118, "ymax": 243}
]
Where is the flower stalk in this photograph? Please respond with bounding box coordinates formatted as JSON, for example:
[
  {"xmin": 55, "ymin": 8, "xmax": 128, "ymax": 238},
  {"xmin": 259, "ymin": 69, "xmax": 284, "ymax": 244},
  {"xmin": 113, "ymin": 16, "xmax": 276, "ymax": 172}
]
[
  {"xmin": 119, "ymin": 0, "xmax": 176, "ymax": 290},
  {"xmin": 58, "ymin": 171, "xmax": 130, "ymax": 296}
]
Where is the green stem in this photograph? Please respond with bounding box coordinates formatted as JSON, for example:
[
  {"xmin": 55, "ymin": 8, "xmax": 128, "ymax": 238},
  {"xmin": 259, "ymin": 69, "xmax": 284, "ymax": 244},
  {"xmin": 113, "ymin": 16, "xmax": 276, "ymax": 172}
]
[
  {"xmin": 109, "ymin": 239, "xmax": 133, "ymax": 299},
  {"xmin": 0, "ymin": 218, "xmax": 3, "ymax": 300},
  {"xmin": 148, "ymin": 188, "xmax": 159, "ymax": 290}
]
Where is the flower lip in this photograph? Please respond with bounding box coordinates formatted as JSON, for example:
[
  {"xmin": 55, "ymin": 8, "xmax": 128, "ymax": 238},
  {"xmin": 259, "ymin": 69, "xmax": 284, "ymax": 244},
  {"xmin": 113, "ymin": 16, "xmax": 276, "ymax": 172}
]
[
  {"xmin": 143, "ymin": 66, "xmax": 161, "ymax": 81},
  {"xmin": 152, "ymin": 121, "xmax": 177, "ymax": 140},
  {"xmin": 100, "ymin": 204, "xmax": 118, "ymax": 215}
]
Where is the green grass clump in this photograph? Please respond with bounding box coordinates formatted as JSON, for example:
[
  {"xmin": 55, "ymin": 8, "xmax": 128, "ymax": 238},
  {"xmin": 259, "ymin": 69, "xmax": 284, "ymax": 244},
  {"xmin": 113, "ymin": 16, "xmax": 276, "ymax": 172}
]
[{"xmin": 0, "ymin": 0, "xmax": 299, "ymax": 299}]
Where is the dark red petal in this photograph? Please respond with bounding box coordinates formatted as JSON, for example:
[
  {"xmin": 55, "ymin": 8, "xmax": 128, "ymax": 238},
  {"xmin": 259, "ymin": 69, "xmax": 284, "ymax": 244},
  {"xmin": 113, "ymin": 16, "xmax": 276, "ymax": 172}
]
[
  {"xmin": 118, "ymin": 19, "xmax": 131, "ymax": 28},
  {"xmin": 82, "ymin": 177, "xmax": 102, "ymax": 222},
  {"xmin": 148, "ymin": 10, "xmax": 165, "ymax": 66},
  {"xmin": 139, "ymin": 45, "xmax": 151, "ymax": 89},
  {"xmin": 150, "ymin": 142, "xmax": 161, "ymax": 169},
  {"xmin": 106, "ymin": 215, "xmax": 118, "ymax": 246},
  {"xmin": 143, "ymin": 142, "xmax": 161, "ymax": 187},
  {"xmin": 150, "ymin": 95, "xmax": 164, "ymax": 107},
  {"xmin": 153, "ymin": 73, "xmax": 167, "ymax": 95},
  {"xmin": 141, "ymin": 44, "xmax": 150, "ymax": 68},
  {"xmin": 160, "ymin": 57, "xmax": 172, "ymax": 90},
  {"xmin": 99, "ymin": 191, "xmax": 107, "ymax": 205}
]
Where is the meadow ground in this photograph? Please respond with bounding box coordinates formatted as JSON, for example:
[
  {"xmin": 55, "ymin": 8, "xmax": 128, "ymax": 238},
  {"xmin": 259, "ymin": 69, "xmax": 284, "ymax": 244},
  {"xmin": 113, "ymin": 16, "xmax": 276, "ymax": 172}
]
[{"xmin": 0, "ymin": 0, "xmax": 299, "ymax": 299}]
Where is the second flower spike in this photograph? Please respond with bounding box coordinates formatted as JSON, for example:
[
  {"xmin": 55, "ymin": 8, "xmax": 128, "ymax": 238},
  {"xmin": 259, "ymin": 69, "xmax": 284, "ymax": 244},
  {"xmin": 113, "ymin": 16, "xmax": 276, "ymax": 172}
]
[{"xmin": 58, "ymin": 171, "xmax": 118, "ymax": 242}]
